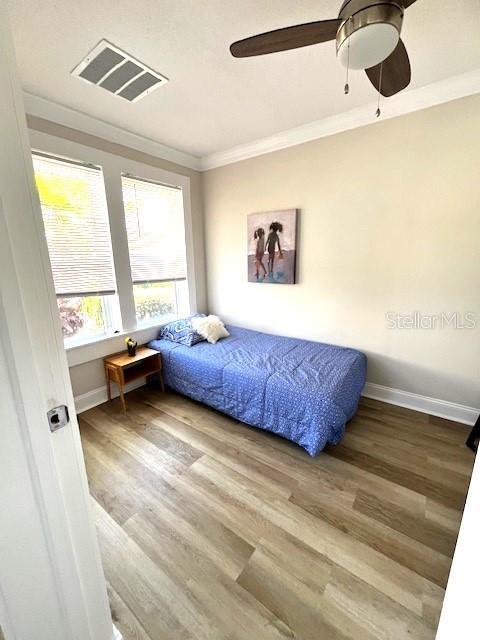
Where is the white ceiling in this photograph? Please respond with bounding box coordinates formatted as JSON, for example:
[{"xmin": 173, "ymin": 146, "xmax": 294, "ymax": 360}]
[{"xmin": 6, "ymin": 0, "xmax": 480, "ymax": 158}]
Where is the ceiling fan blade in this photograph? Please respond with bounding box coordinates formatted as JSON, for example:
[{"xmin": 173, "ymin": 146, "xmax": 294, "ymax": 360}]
[
  {"xmin": 230, "ymin": 19, "xmax": 341, "ymax": 58},
  {"xmin": 365, "ymin": 40, "xmax": 411, "ymax": 97}
]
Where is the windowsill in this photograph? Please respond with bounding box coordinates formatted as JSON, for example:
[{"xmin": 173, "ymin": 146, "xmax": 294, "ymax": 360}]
[
  {"xmin": 65, "ymin": 314, "xmax": 183, "ymax": 367},
  {"xmin": 65, "ymin": 332, "xmax": 120, "ymax": 351}
]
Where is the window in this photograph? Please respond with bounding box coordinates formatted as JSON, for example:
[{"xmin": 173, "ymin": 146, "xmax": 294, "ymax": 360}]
[
  {"xmin": 122, "ymin": 175, "xmax": 189, "ymax": 326},
  {"xmin": 31, "ymin": 146, "xmax": 193, "ymax": 351},
  {"xmin": 33, "ymin": 153, "xmax": 120, "ymax": 344}
]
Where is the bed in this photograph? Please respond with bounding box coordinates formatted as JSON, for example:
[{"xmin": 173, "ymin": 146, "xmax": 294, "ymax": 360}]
[{"xmin": 148, "ymin": 325, "xmax": 366, "ymax": 456}]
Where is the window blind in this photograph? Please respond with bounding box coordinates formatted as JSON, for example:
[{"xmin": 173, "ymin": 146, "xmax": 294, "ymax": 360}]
[
  {"xmin": 33, "ymin": 153, "xmax": 116, "ymax": 297},
  {"xmin": 122, "ymin": 175, "xmax": 187, "ymax": 283}
]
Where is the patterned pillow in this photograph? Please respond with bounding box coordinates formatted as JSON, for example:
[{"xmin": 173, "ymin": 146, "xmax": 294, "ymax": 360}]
[{"xmin": 158, "ymin": 315, "xmax": 206, "ymax": 346}]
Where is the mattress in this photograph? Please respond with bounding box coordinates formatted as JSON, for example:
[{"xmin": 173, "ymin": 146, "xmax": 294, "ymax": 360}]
[{"xmin": 148, "ymin": 325, "xmax": 366, "ymax": 456}]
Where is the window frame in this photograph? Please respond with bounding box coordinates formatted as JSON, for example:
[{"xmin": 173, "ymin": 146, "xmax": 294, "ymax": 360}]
[
  {"xmin": 30, "ymin": 130, "xmax": 198, "ymax": 367},
  {"xmin": 32, "ymin": 152, "xmax": 121, "ymax": 346}
]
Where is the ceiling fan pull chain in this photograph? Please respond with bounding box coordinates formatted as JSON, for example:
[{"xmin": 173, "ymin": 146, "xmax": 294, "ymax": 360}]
[
  {"xmin": 344, "ymin": 21, "xmax": 351, "ymax": 95},
  {"xmin": 344, "ymin": 37, "xmax": 350, "ymax": 94},
  {"xmin": 376, "ymin": 63, "xmax": 383, "ymax": 117}
]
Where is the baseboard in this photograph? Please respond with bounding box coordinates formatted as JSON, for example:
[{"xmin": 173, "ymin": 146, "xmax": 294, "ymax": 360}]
[
  {"xmin": 74, "ymin": 379, "xmax": 146, "ymax": 414},
  {"xmin": 363, "ymin": 383, "xmax": 478, "ymax": 426},
  {"xmin": 74, "ymin": 377, "xmax": 478, "ymax": 426},
  {"xmin": 112, "ymin": 624, "xmax": 123, "ymax": 640}
]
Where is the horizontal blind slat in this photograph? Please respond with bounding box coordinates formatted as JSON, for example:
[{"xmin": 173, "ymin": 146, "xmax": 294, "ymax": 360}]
[{"xmin": 33, "ymin": 154, "xmax": 117, "ymax": 297}]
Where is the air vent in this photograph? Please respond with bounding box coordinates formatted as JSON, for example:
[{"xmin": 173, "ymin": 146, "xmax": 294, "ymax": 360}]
[{"xmin": 71, "ymin": 40, "xmax": 168, "ymax": 102}]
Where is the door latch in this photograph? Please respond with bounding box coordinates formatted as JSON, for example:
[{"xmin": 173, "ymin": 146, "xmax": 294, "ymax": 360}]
[{"xmin": 47, "ymin": 405, "xmax": 70, "ymax": 433}]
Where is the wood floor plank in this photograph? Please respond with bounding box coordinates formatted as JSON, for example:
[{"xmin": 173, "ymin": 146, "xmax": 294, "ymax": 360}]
[
  {"xmin": 290, "ymin": 485, "xmax": 451, "ymax": 587},
  {"xmin": 324, "ymin": 565, "xmax": 433, "ymax": 640},
  {"xmin": 100, "ymin": 401, "xmax": 202, "ymax": 467},
  {"xmin": 93, "ymin": 499, "xmax": 197, "ymax": 640},
  {"xmin": 427, "ymin": 451, "xmax": 474, "ymax": 478},
  {"xmin": 108, "ymin": 583, "xmax": 151, "ymax": 640},
  {"xmin": 127, "ymin": 396, "xmax": 298, "ymax": 499},
  {"xmin": 123, "ymin": 512, "xmax": 294, "ymax": 639},
  {"xmin": 358, "ymin": 400, "xmax": 469, "ymax": 446},
  {"xmin": 353, "ymin": 490, "xmax": 458, "ymax": 558},
  {"xmin": 327, "ymin": 443, "xmax": 468, "ymax": 510},
  {"xmin": 82, "ymin": 407, "xmax": 199, "ymax": 483},
  {"xmin": 316, "ymin": 452, "xmax": 428, "ymax": 516},
  {"xmin": 348, "ymin": 416, "xmax": 471, "ymax": 468},
  {"xmin": 258, "ymin": 527, "xmax": 334, "ymax": 595},
  {"xmin": 359, "ymin": 398, "xmax": 428, "ymax": 423},
  {"xmin": 81, "ymin": 431, "xmax": 142, "ymax": 525},
  {"xmin": 187, "ymin": 455, "xmax": 430, "ymax": 616},
  {"xmin": 80, "ymin": 419, "xmax": 172, "ymax": 525},
  {"xmin": 78, "ymin": 389, "xmax": 474, "ymax": 640},
  {"xmin": 237, "ymin": 528, "xmax": 387, "ymax": 640},
  {"xmin": 81, "ymin": 418, "xmax": 168, "ymax": 490},
  {"xmin": 425, "ymin": 499, "xmax": 463, "ymax": 536},
  {"xmin": 421, "ymin": 580, "xmax": 446, "ymax": 631},
  {"xmin": 127, "ymin": 487, "xmax": 255, "ymax": 582},
  {"xmin": 174, "ymin": 457, "xmax": 272, "ymax": 547},
  {"xmin": 340, "ymin": 430, "xmax": 470, "ymax": 497},
  {"xmin": 428, "ymin": 414, "xmax": 472, "ymax": 435},
  {"xmin": 237, "ymin": 548, "xmax": 349, "ymax": 640}
]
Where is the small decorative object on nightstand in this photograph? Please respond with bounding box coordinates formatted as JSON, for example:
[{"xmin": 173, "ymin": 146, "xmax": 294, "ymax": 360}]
[
  {"xmin": 125, "ymin": 336, "xmax": 138, "ymax": 357},
  {"xmin": 104, "ymin": 346, "xmax": 164, "ymax": 413}
]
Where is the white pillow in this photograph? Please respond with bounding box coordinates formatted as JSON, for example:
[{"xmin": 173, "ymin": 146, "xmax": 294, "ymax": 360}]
[{"xmin": 191, "ymin": 314, "xmax": 229, "ymax": 344}]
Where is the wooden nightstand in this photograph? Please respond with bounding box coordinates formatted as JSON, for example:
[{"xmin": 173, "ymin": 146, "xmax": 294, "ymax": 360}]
[{"xmin": 104, "ymin": 346, "xmax": 164, "ymax": 413}]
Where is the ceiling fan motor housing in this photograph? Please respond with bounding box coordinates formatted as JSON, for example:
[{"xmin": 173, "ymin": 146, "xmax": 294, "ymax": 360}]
[{"xmin": 337, "ymin": 1, "xmax": 404, "ymax": 70}]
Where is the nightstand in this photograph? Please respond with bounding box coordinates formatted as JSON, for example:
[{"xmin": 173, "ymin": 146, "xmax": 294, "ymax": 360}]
[{"xmin": 104, "ymin": 346, "xmax": 164, "ymax": 413}]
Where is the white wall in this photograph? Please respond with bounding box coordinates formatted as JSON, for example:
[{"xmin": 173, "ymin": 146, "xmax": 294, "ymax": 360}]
[{"xmin": 203, "ymin": 95, "xmax": 480, "ymax": 409}]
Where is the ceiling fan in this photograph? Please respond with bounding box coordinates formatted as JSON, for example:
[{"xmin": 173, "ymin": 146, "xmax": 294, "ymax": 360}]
[{"xmin": 230, "ymin": 0, "xmax": 417, "ymax": 100}]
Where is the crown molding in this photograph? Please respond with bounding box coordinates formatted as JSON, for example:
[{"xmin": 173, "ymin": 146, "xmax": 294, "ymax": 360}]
[
  {"xmin": 22, "ymin": 69, "xmax": 480, "ymax": 174},
  {"xmin": 200, "ymin": 68, "xmax": 480, "ymax": 171},
  {"xmin": 22, "ymin": 91, "xmax": 202, "ymax": 171}
]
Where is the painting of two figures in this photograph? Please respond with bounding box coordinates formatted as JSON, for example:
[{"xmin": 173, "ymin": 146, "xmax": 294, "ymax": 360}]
[{"xmin": 247, "ymin": 208, "xmax": 297, "ymax": 284}]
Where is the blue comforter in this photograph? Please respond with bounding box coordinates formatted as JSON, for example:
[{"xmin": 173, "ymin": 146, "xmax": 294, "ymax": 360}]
[{"xmin": 149, "ymin": 325, "xmax": 366, "ymax": 456}]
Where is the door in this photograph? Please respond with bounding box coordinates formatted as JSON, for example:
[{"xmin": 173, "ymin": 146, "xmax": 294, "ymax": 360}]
[{"xmin": 0, "ymin": 4, "xmax": 115, "ymax": 639}]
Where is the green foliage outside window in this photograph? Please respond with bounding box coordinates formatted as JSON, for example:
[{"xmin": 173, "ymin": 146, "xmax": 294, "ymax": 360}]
[{"xmin": 134, "ymin": 282, "xmax": 176, "ymax": 322}]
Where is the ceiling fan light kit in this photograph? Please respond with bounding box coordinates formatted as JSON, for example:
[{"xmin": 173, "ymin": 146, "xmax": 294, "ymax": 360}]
[
  {"xmin": 336, "ymin": 4, "xmax": 403, "ymax": 70},
  {"xmin": 230, "ymin": 0, "xmax": 416, "ymax": 106}
]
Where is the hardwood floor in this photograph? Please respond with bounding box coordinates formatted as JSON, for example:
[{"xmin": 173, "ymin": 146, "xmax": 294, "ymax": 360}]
[{"xmin": 79, "ymin": 388, "xmax": 475, "ymax": 640}]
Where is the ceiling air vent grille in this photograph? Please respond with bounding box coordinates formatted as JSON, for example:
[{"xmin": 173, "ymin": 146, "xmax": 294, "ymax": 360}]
[{"xmin": 72, "ymin": 40, "xmax": 168, "ymax": 102}]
